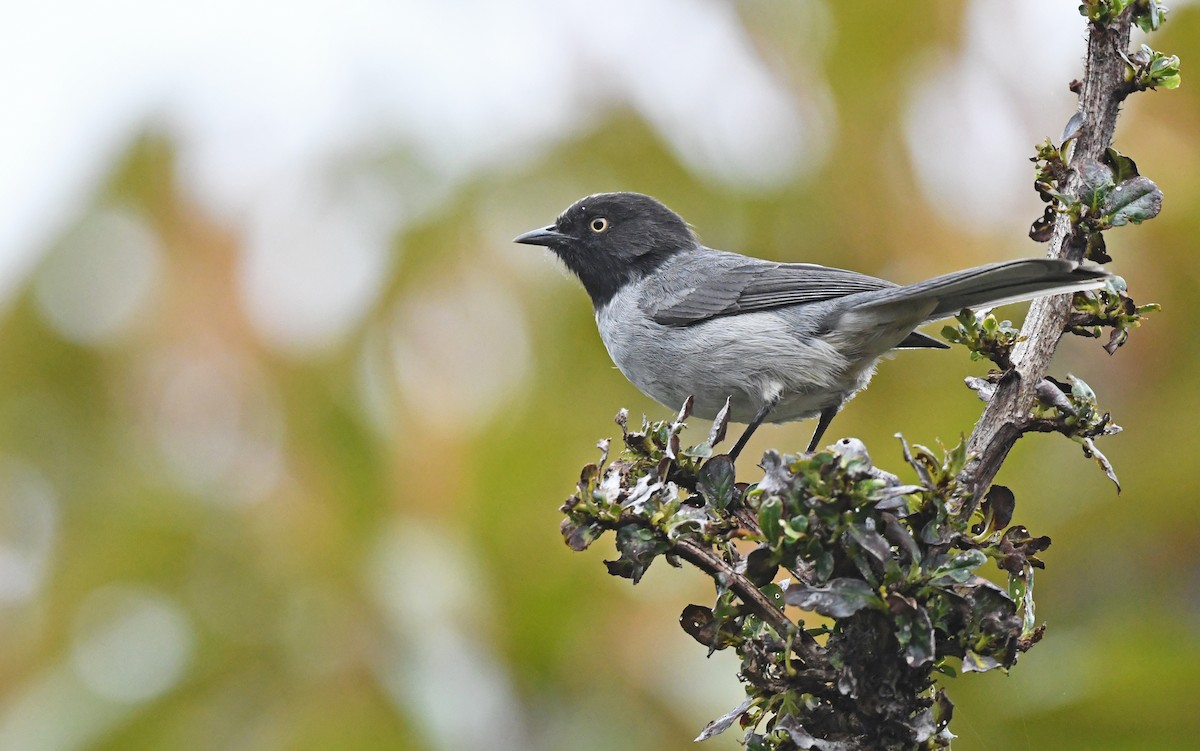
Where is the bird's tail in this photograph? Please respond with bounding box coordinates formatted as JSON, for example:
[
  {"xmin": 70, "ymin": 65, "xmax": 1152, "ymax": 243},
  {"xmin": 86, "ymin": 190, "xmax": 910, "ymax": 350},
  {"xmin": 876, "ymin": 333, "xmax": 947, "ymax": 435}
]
[{"xmin": 856, "ymin": 259, "xmax": 1110, "ymax": 322}]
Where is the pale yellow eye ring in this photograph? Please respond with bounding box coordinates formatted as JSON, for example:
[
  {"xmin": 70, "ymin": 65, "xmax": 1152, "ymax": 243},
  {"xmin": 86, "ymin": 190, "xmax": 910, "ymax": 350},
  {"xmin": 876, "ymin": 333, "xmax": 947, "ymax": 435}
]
[{"xmin": 590, "ymin": 217, "xmax": 609, "ymax": 233}]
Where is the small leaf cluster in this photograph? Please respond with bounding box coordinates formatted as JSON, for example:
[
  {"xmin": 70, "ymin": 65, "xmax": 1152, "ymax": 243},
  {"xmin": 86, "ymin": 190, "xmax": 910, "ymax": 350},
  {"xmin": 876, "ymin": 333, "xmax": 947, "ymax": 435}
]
[
  {"xmin": 752, "ymin": 436, "xmax": 1042, "ymax": 670},
  {"xmin": 945, "ymin": 295, "xmax": 1134, "ymax": 487},
  {"xmin": 1034, "ymin": 2, "xmax": 1175, "ymax": 250},
  {"xmin": 1081, "ymin": 0, "xmax": 1180, "ymax": 90},
  {"xmin": 1014, "ymin": 10, "xmax": 1174, "ymax": 489},
  {"xmin": 1018, "ymin": 147, "xmax": 1154, "ymax": 482},
  {"xmin": 1078, "ymin": 151, "xmax": 1163, "ymax": 233},
  {"xmin": 561, "ymin": 408, "xmax": 1050, "ymax": 750},
  {"xmin": 1079, "ymin": 0, "xmax": 1168, "ymax": 32},
  {"xmin": 1127, "ymin": 43, "xmax": 1182, "ymax": 90},
  {"xmin": 1030, "ymin": 375, "xmax": 1124, "ymax": 489},
  {"xmin": 1029, "ymin": 139, "xmax": 1071, "ymax": 243},
  {"xmin": 1031, "ymin": 146, "xmax": 1163, "ymax": 261},
  {"xmin": 1069, "ymin": 276, "xmax": 1161, "ymax": 354},
  {"xmin": 1031, "ymin": 375, "xmax": 1115, "ymax": 437},
  {"xmin": 942, "ymin": 310, "xmax": 1022, "ymax": 368},
  {"xmin": 561, "ymin": 401, "xmax": 731, "ymax": 582}
]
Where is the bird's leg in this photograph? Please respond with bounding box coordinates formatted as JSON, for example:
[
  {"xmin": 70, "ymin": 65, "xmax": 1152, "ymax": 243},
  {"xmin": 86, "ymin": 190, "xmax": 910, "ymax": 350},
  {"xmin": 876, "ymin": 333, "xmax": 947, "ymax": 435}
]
[
  {"xmin": 806, "ymin": 406, "xmax": 839, "ymax": 453},
  {"xmin": 728, "ymin": 399, "xmax": 777, "ymax": 463}
]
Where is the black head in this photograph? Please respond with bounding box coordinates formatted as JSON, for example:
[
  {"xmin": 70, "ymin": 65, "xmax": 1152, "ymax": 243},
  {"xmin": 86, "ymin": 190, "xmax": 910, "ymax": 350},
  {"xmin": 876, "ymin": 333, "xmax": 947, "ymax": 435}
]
[{"xmin": 513, "ymin": 192, "xmax": 697, "ymax": 308}]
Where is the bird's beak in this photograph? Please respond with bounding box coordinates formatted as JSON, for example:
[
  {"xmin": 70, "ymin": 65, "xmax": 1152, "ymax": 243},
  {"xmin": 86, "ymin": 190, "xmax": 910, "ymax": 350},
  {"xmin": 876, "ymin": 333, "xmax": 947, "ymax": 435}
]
[{"xmin": 513, "ymin": 225, "xmax": 570, "ymax": 247}]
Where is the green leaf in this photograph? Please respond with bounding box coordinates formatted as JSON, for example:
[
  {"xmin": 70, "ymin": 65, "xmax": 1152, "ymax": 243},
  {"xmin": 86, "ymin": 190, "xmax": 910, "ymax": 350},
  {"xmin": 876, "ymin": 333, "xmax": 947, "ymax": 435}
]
[
  {"xmin": 1078, "ymin": 158, "xmax": 1114, "ymax": 212},
  {"xmin": 1134, "ymin": 0, "xmax": 1164, "ymax": 32},
  {"xmin": 1104, "ymin": 147, "xmax": 1139, "ymax": 183},
  {"xmin": 848, "ymin": 520, "xmax": 892, "ymax": 563},
  {"xmin": 1061, "ymin": 111, "xmax": 1084, "ymax": 145},
  {"xmin": 759, "ymin": 583, "xmax": 786, "ymax": 611},
  {"xmin": 708, "ymin": 397, "xmax": 731, "ymax": 448},
  {"xmin": 1067, "ymin": 374, "xmax": 1096, "ymax": 402},
  {"xmin": 1104, "ymin": 175, "xmax": 1163, "ymax": 226},
  {"xmin": 782, "ymin": 514, "xmax": 808, "ymax": 539},
  {"xmin": 562, "ymin": 520, "xmax": 604, "ymax": 552},
  {"xmin": 882, "ymin": 514, "xmax": 921, "ymax": 564},
  {"xmin": 758, "ymin": 496, "xmax": 783, "ymax": 542},
  {"xmin": 1084, "ymin": 231, "xmax": 1110, "ymax": 263},
  {"xmin": 815, "ymin": 550, "xmax": 834, "ymax": 582},
  {"xmin": 605, "ymin": 524, "xmax": 668, "ymax": 583},
  {"xmin": 979, "ymin": 485, "xmax": 1015, "ymax": 536},
  {"xmin": 962, "ymin": 649, "xmax": 1003, "ymax": 673},
  {"xmin": 930, "ymin": 549, "xmax": 987, "ymax": 585},
  {"xmin": 783, "ymin": 578, "xmax": 880, "ymax": 618},
  {"xmin": 745, "ymin": 546, "xmax": 779, "ymax": 587},
  {"xmin": 697, "ymin": 455, "xmax": 736, "ymax": 510},
  {"xmin": 897, "ymin": 605, "xmax": 936, "ymax": 667},
  {"xmin": 664, "ymin": 504, "xmax": 712, "ymax": 539},
  {"xmin": 933, "ymin": 660, "xmax": 957, "ymax": 677}
]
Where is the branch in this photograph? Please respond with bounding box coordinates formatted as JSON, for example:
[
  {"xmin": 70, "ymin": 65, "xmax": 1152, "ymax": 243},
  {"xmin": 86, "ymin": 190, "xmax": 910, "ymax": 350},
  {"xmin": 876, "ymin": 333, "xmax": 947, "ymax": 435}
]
[
  {"xmin": 962, "ymin": 12, "xmax": 1133, "ymax": 495},
  {"xmin": 672, "ymin": 538, "xmax": 795, "ymax": 636},
  {"xmin": 670, "ymin": 537, "xmax": 828, "ymax": 670}
]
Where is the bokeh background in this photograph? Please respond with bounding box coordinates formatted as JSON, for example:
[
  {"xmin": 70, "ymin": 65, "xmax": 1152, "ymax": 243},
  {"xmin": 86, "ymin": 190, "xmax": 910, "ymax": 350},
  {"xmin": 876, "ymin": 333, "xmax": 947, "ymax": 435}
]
[{"xmin": 1, "ymin": 1, "xmax": 1197, "ymax": 749}]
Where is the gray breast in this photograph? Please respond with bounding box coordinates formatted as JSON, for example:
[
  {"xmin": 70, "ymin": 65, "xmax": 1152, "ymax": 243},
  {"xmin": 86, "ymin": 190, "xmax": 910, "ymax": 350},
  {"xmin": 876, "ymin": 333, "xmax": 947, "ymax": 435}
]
[{"xmin": 594, "ymin": 282, "xmax": 863, "ymax": 423}]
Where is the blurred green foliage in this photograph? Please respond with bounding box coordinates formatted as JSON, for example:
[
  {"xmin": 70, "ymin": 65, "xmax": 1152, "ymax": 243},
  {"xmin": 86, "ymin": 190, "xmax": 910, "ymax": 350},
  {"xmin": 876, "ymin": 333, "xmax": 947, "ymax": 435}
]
[{"xmin": 0, "ymin": 3, "xmax": 1198, "ymax": 751}]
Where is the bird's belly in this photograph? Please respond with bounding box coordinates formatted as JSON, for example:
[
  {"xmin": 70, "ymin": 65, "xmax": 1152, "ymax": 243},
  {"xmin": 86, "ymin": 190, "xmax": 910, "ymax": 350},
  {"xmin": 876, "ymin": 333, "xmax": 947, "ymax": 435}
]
[{"xmin": 596, "ymin": 301, "xmax": 867, "ymax": 424}]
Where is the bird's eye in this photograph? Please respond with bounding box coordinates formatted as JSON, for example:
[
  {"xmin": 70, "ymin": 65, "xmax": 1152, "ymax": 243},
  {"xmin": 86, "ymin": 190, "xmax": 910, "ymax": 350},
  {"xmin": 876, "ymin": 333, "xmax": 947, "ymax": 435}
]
[{"xmin": 590, "ymin": 217, "xmax": 609, "ymax": 233}]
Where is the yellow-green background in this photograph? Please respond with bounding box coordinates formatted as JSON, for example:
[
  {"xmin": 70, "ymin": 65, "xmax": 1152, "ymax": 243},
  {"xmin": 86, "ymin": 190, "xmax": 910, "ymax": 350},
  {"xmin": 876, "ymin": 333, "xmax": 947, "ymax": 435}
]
[{"xmin": 1, "ymin": 3, "xmax": 1197, "ymax": 750}]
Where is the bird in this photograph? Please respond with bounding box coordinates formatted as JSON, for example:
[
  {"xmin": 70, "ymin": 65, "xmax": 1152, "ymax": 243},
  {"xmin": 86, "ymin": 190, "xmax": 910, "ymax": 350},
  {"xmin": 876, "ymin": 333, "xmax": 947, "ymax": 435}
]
[{"xmin": 514, "ymin": 192, "xmax": 1109, "ymax": 460}]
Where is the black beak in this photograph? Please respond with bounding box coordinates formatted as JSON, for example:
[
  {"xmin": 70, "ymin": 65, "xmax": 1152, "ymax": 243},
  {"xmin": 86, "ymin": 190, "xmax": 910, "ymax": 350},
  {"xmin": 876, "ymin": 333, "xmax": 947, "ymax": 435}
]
[{"xmin": 513, "ymin": 225, "xmax": 571, "ymax": 247}]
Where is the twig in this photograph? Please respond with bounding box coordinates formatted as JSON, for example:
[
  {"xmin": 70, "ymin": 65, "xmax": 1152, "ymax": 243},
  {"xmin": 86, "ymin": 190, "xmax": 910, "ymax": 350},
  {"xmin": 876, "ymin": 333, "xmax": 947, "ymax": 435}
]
[
  {"xmin": 670, "ymin": 538, "xmax": 793, "ymax": 635},
  {"xmin": 670, "ymin": 538, "xmax": 823, "ymax": 663}
]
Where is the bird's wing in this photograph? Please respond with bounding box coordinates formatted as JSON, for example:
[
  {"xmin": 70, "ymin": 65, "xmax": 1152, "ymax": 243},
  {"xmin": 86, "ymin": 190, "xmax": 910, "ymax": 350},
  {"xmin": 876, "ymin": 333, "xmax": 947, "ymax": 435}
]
[{"xmin": 645, "ymin": 258, "xmax": 895, "ymax": 326}]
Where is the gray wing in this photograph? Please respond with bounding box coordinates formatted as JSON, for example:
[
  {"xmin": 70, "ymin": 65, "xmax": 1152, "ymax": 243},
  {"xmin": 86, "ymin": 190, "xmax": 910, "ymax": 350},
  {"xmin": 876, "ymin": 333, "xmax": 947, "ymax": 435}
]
[
  {"xmin": 645, "ymin": 255, "xmax": 895, "ymax": 326},
  {"xmin": 644, "ymin": 251, "xmax": 949, "ymax": 349}
]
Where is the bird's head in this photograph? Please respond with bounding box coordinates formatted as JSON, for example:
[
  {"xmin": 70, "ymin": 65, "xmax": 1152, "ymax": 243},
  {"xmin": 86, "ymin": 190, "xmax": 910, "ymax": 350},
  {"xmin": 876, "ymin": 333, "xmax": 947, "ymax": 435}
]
[{"xmin": 514, "ymin": 192, "xmax": 697, "ymax": 308}]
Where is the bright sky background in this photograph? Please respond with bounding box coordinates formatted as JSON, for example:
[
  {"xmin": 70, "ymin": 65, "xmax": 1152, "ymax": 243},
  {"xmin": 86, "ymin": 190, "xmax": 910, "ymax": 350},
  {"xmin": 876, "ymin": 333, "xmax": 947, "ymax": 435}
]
[{"xmin": 0, "ymin": 0, "xmax": 1130, "ymax": 355}]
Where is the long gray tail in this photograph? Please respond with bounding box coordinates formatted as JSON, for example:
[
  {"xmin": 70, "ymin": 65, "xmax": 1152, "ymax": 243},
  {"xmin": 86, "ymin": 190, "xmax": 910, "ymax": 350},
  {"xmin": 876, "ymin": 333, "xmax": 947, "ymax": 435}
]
[{"xmin": 857, "ymin": 259, "xmax": 1110, "ymax": 322}]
